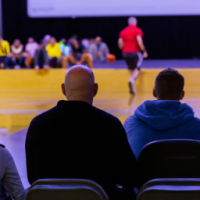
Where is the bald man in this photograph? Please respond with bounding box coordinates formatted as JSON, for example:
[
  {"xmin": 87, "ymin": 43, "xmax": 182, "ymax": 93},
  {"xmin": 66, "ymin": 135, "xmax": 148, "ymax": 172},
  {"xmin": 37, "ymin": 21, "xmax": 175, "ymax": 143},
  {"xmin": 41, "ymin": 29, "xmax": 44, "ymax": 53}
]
[{"xmin": 26, "ymin": 65, "xmax": 137, "ymax": 200}]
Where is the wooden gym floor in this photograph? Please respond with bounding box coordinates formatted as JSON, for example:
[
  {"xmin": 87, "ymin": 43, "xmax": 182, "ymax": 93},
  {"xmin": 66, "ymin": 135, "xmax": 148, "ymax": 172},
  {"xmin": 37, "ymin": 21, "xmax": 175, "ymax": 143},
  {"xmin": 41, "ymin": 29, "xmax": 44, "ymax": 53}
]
[{"xmin": 0, "ymin": 65, "xmax": 200, "ymax": 129}]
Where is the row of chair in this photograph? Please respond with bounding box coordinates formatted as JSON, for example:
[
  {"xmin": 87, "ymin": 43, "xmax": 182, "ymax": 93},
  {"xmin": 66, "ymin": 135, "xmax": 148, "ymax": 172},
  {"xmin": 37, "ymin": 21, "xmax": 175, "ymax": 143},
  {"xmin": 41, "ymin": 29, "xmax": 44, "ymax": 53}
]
[
  {"xmin": 26, "ymin": 139, "xmax": 200, "ymax": 200},
  {"xmin": 26, "ymin": 178, "xmax": 200, "ymax": 200}
]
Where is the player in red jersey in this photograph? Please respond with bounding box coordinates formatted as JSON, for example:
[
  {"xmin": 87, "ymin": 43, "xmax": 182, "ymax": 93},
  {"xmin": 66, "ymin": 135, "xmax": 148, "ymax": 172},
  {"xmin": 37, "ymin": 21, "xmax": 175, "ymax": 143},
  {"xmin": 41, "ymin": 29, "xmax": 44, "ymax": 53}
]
[{"xmin": 118, "ymin": 17, "xmax": 148, "ymax": 94}]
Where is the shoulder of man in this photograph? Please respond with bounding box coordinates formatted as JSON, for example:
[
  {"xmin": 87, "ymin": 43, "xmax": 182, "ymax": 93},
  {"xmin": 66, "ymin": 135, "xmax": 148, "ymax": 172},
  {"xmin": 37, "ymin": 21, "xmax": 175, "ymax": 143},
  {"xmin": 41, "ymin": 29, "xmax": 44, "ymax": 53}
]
[
  {"xmin": 56, "ymin": 43, "xmax": 60, "ymax": 47},
  {"xmin": 46, "ymin": 44, "xmax": 50, "ymax": 49},
  {"xmin": 94, "ymin": 106, "xmax": 122, "ymax": 124},
  {"xmin": 135, "ymin": 26, "xmax": 143, "ymax": 33},
  {"xmin": 30, "ymin": 106, "xmax": 57, "ymax": 125},
  {"xmin": 3, "ymin": 40, "xmax": 10, "ymax": 45},
  {"xmin": 101, "ymin": 42, "xmax": 107, "ymax": 47}
]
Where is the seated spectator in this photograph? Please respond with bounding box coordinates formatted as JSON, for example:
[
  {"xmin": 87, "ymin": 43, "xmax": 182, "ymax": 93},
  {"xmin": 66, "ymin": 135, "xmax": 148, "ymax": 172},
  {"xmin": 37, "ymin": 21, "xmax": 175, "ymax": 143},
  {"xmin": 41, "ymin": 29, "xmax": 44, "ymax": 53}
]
[
  {"xmin": 89, "ymin": 36, "xmax": 109, "ymax": 61},
  {"xmin": 89, "ymin": 38, "xmax": 95, "ymax": 46},
  {"xmin": 0, "ymin": 144, "xmax": 24, "ymax": 200},
  {"xmin": 25, "ymin": 37, "xmax": 38, "ymax": 68},
  {"xmin": 68, "ymin": 38, "xmax": 93, "ymax": 69},
  {"xmin": 0, "ymin": 36, "xmax": 10, "ymax": 69},
  {"xmin": 46, "ymin": 37, "xmax": 67, "ymax": 68},
  {"xmin": 58, "ymin": 38, "xmax": 66, "ymax": 54},
  {"xmin": 34, "ymin": 40, "xmax": 49, "ymax": 71},
  {"xmin": 82, "ymin": 38, "xmax": 90, "ymax": 50},
  {"xmin": 43, "ymin": 34, "xmax": 51, "ymax": 46},
  {"xmin": 5, "ymin": 39, "xmax": 27, "ymax": 69},
  {"xmin": 124, "ymin": 68, "xmax": 200, "ymax": 159},
  {"xmin": 63, "ymin": 44, "xmax": 71, "ymax": 57},
  {"xmin": 59, "ymin": 38, "xmax": 71, "ymax": 57},
  {"xmin": 26, "ymin": 65, "xmax": 137, "ymax": 200}
]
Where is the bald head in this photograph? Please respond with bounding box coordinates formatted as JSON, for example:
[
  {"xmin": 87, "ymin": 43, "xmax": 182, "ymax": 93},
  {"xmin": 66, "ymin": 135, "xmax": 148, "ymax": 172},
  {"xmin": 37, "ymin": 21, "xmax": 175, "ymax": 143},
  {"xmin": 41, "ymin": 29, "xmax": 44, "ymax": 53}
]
[
  {"xmin": 128, "ymin": 17, "xmax": 137, "ymax": 25},
  {"xmin": 61, "ymin": 65, "xmax": 98, "ymax": 104}
]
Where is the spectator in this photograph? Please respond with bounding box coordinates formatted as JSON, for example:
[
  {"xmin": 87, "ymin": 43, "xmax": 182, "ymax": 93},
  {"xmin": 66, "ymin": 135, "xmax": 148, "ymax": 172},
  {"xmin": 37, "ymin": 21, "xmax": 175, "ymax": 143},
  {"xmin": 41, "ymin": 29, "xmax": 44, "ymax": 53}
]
[
  {"xmin": 89, "ymin": 38, "xmax": 94, "ymax": 46},
  {"xmin": 59, "ymin": 38, "xmax": 71, "ymax": 57},
  {"xmin": 58, "ymin": 38, "xmax": 66, "ymax": 54},
  {"xmin": 63, "ymin": 45, "xmax": 71, "ymax": 57},
  {"xmin": 43, "ymin": 34, "xmax": 51, "ymax": 46},
  {"xmin": 34, "ymin": 40, "xmax": 49, "ymax": 71},
  {"xmin": 0, "ymin": 36, "xmax": 10, "ymax": 69},
  {"xmin": 46, "ymin": 37, "xmax": 67, "ymax": 68},
  {"xmin": 82, "ymin": 38, "xmax": 90, "ymax": 50},
  {"xmin": 25, "ymin": 37, "xmax": 38, "ymax": 68},
  {"xmin": 68, "ymin": 38, "xmax": 93, "ymax": 69},
  {"xmin": 124, "ymin": 68, "xmax": 200, "ymax": 158},
  {"xmin": 0, "ymin": 144, "xmax": 24, "ymax": 200},
  {"xmin": 5, "ymin": 39, "xmax": 27, "ymax": 69},
  {"xmin": 89, "ymin": 36, "xmax": 109, "ymax": 61},
  {"xmin": 26, "ymin": 65, "xmax": 137, "ymax": 200}
]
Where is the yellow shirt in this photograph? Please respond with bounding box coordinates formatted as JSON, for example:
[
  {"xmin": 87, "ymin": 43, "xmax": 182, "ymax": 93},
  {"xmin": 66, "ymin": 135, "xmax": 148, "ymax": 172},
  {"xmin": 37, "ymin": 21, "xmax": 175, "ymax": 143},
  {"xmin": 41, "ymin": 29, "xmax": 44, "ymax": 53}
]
[
  {"xmin": 46, "ymin": 43, "xmax": 61, "ymax": 58},
  {"xmin": 0, "ymin": 40, "xmax": 10, "ymax": 56}
]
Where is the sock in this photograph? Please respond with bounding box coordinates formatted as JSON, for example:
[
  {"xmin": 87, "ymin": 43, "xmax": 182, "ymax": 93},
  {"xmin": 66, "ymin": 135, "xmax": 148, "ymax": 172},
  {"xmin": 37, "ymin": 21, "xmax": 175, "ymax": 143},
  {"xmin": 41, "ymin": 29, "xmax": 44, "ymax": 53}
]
[{"xmin": 130, "ymin": 78, "xmax": 135, "ymax": 83}]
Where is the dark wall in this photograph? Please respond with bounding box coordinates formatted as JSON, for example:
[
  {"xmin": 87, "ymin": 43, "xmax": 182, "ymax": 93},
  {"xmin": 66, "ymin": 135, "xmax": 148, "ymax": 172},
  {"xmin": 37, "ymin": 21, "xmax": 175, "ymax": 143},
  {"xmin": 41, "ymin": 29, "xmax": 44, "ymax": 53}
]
[{"xmin": 2, "ymin": 0, "xmax": 200, "ymax": 59}]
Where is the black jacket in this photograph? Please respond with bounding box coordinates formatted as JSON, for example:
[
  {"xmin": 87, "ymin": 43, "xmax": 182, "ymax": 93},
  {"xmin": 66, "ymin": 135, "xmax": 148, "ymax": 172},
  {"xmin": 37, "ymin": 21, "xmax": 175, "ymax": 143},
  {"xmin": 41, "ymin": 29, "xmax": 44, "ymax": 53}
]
[{"xmin": 26, "ymin": 100, "xmax": 137, "ymax": 199}]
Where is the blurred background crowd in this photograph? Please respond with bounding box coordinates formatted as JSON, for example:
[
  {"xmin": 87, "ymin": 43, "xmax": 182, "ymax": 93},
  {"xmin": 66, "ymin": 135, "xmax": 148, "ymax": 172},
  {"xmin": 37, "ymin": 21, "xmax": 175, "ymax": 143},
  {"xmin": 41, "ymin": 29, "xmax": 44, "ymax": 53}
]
[{"xmin": 0, "ymin": 34, "xmax": 115, "ymax": 71}]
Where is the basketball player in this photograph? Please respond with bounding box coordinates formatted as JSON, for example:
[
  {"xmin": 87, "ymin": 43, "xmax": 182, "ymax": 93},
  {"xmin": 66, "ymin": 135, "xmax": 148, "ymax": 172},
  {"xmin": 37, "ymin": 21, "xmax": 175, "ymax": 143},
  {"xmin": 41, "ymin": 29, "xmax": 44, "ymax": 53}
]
[{"xmin": 118, "ymin": 17, "xmax": 148, "ymax": 94}]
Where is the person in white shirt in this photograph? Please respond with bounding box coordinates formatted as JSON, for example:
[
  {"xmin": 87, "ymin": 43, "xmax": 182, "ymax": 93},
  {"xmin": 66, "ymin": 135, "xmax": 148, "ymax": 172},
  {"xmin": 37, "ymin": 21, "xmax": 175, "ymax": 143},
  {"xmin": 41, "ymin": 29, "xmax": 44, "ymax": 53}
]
[
  {"xmin": 25, "ymin": 37, "xmax": 38, "ymax": 67},
  {"xmin": 25, "ymin": 37, "xmax": 38, "ymax": 57},
  {"xmin": 0, "ymin": 145, "xmax": 24, "ymax": 200}
]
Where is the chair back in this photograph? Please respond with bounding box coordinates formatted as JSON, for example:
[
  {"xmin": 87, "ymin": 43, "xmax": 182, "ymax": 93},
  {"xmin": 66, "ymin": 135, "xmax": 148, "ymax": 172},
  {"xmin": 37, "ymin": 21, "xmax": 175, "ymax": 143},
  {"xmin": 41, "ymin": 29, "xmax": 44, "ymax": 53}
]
[
  {"xmin": 137, "ymin": 178, "xmax": 200, "ymax": 200},
  {"xmin": 26, "ymin": 179, "xmax": 109, "ymax": 200},
  {"xmin": 138, "ymin": 139, "xmax": 200, "ymax": 186}
]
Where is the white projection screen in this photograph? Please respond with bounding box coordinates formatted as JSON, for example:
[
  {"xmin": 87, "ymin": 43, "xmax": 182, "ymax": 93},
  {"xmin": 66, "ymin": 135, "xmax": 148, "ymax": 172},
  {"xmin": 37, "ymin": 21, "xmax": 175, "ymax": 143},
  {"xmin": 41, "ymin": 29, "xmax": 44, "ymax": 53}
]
[{"xmin": 28, "ymin": 0, "xmax": 200, "ymax": 18}]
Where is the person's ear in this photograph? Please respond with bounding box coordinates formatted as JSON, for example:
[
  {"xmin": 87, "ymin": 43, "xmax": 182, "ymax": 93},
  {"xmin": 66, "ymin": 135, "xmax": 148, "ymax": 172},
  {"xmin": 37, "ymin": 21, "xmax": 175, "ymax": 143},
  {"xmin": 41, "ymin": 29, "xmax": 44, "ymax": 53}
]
[
  {"xmin": 61, "ymin": 83, "xmax": 66, "ymax": 96},
  {"xmin": 93, "ymin": 83, "xmax": 98, "ymax": 97},
  {"xmin": 180, "ymin": 90, "xmax": 185, "ymax": 100},
  {"xmin": 153, "ymin": 88, "xmax": 157, "ymax": 98}
]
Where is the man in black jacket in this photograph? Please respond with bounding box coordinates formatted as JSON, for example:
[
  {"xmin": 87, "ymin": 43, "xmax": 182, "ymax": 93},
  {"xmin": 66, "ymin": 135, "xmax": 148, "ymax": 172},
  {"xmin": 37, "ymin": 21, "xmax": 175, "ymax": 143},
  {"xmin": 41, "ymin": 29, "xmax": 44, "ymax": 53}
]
[{"xmin": 26, "ymin": 65, "xmax": 137, "ymax": 199}]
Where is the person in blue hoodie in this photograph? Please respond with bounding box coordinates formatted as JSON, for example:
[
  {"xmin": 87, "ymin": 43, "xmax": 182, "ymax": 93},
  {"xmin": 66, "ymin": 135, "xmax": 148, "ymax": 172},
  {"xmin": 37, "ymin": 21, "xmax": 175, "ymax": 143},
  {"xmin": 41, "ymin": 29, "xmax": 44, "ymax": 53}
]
[{"xmin": 124, "ymin": 68, "xmax": 200, "ymax": 159}]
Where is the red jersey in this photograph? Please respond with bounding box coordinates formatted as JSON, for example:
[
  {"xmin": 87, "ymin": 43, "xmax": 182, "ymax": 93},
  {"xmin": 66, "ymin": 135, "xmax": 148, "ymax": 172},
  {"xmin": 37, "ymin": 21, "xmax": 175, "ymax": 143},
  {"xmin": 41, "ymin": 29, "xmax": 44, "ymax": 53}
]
[{"xmin": 119, "ymin": 25, "xmax": 143, "ymax": 53}]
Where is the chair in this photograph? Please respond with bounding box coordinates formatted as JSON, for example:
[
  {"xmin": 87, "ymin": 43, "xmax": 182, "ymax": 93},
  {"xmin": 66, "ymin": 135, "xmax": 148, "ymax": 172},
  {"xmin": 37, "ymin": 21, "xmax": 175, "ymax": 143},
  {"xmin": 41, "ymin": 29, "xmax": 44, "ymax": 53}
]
[
  {"xmin": 137, "ymin": 178, "xmax": 200, "ymax": 200},
  {"xmin": 26, "ymin": 179, "xmax": 109, "ymax": 200},
  {"xmin": 138, "ymin": 139, "xmax": 200, "ymax": 186}
]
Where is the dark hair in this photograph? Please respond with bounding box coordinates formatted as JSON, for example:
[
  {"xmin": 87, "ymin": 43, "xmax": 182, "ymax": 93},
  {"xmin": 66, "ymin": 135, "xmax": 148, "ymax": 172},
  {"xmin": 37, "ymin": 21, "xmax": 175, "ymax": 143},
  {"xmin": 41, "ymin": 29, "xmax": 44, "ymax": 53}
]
[{"xmin": 155, "ymin": 68, "xmax": 184, "ymax": 100}]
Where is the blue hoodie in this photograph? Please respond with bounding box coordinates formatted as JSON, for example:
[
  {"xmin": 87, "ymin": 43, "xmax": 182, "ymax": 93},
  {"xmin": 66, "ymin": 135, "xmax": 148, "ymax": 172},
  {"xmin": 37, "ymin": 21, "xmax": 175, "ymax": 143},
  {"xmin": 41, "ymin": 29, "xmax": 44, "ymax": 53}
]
[{"xmin": 124, "ymin": 100, "xmax": 200, "ymax": 159}]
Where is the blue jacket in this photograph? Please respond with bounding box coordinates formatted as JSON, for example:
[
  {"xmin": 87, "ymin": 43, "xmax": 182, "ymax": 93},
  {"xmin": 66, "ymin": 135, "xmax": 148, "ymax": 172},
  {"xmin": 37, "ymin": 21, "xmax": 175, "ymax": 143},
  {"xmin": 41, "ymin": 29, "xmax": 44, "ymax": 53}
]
[{"xmin": 124, "ymin": 100, "xmax": 200, "ymax": 159}]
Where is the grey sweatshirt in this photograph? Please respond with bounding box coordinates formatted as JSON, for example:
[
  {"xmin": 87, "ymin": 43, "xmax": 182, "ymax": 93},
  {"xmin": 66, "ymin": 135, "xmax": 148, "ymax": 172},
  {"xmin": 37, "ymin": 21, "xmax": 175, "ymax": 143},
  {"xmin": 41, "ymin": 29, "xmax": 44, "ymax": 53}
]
[
  {"xmin": 0, "ymin": 146, "xmax": 24, "ymax": 200},
  {"xmin": 89, "ymin": 42, "xmax": 110, "ymax": 61}
]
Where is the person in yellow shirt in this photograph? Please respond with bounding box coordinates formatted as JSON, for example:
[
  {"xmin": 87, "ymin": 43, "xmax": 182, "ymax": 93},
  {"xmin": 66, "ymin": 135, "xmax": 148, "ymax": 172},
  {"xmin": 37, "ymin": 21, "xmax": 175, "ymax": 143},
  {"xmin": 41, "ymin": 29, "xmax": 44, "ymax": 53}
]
[
  {"xmin": 46, "ymin": 37, "xmax": 68, "ymax": 68},
  {"xmin": 0, "ymin": 36, "xmax": 10, "ymax": 68}
]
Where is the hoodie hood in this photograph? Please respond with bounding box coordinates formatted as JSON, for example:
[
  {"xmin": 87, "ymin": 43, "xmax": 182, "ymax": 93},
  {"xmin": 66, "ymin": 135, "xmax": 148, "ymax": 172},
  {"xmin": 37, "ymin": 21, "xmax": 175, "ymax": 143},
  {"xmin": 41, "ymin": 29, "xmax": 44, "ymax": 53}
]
[{"xmin": 135, "ymin": 100, "xmax": 194, "ymax": 131}]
